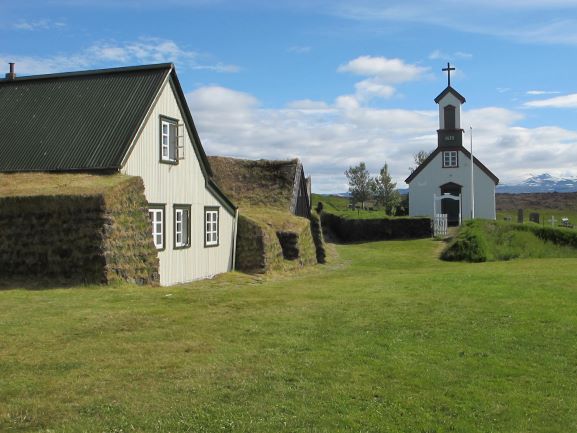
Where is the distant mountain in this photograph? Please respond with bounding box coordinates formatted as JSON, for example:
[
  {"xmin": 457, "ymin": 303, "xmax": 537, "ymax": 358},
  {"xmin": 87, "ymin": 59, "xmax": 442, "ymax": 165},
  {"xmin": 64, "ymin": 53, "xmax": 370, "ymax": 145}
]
[{"xmin": 497, "ymin": 173, "xmax": 577, "ymax": 194}]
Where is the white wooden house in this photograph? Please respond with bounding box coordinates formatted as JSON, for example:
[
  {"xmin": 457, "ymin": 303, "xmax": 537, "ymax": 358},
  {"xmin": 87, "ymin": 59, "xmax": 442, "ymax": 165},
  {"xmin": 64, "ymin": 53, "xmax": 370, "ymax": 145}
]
[
  {"xmin": 0, "ymin": 63, "xmax": 237, "ymax": 286},
  {"xmin": 405, "ymin": 65, "xmax": 499, "ymax": 225}
]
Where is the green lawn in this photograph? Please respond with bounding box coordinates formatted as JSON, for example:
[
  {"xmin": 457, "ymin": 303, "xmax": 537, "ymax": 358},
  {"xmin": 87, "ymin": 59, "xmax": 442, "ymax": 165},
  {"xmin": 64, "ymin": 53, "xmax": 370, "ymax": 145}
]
[
  {"xmin": 311, "ymin": 193, "xmax": 394, "ymax": 219},
  {"xmin": 2, "ymin": 240, "xmax": 577, "ymax": 432}
]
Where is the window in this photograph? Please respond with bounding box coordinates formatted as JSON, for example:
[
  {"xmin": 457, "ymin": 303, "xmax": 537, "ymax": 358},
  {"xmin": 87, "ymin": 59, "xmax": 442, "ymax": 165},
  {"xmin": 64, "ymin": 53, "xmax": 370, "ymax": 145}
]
[
  {"xmin": 174, "ymin": 205, "xmax": 191, "ymax": 249},
  {"xmin": 205, "ymin": 207, "xmax": 219, "ymax": 247},
  {"xmin": 444, "ymin": 105, "xmax": 456, "ymax": 129},
  {"xmin": 443, "ymin": 151, "xmax": 458, "ymax": 168},
  {"xmin": 149, "ymin": 205, "xmax": 165, "ymax": 250},
  {"xmin": 160, "ymin": 117, "xmax": 178, "ymax": 163}
]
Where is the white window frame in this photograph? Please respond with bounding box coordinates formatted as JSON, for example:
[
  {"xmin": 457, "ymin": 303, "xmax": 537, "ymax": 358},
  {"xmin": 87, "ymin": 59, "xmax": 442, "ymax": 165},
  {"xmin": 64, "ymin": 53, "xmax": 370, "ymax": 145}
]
[
  {"xmin": 160, "ymin": 117, "xmax": 178, "ymax": 163},
  {"xmin": 443, "ymin": 151, "xmax": 458, "ymax": 168},
  {"xmin": 161, "ymin": 120, "xmax": 170, "ymax": 161},
  {"xmin": 149, "ymin": 206, "xmax": 165, "ymax": 250},
  {"xmin": 205, "ymin": 208, "xmax": 219, "ymax": 247},
  {"xmin": 174, "ymin": 205, "xmax": 191, "ymax": 249}
]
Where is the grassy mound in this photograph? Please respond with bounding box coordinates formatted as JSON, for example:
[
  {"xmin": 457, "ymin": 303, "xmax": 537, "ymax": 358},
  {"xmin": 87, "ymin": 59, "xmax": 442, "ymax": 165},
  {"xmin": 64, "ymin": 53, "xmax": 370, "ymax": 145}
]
[
  {"xmin": 208, "ymin": 156, "xmax": 298, "ymax": 209},
  {"xmin": 208, "ymin": 157, "xmax": 323, "ymax": 272},
  {"xmin": 442, "ymin": 220, "xmax": 577, "ymax": 262}
]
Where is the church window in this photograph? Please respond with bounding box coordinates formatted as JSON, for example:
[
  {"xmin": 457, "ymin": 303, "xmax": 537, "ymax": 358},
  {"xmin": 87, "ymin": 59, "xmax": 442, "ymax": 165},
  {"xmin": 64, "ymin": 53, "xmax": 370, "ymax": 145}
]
[
  {"xmin": 443, "ymin": 151, "xmax": 458, "ymax": 168},
  {"xmin": 444, "ymin": 105, "xmax": 456, "ymax": 129}
]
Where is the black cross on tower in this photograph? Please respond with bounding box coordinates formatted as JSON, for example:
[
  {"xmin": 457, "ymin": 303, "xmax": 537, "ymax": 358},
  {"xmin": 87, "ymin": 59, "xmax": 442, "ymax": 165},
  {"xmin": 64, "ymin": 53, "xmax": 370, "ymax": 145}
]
[{"xmin": 442, "ymin": 62, "xmax": 455, "ymax": 86}]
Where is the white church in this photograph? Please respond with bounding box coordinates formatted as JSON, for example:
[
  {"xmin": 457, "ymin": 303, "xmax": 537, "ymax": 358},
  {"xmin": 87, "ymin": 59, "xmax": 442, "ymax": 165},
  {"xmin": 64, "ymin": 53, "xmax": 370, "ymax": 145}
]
[{"xmin": 405, "ymin": 64, "xmax": 499, "ymax": 225}]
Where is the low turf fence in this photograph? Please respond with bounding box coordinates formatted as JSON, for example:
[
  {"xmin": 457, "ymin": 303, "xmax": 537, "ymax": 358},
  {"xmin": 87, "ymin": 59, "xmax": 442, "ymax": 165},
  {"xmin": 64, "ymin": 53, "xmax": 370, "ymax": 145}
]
[
  {"xmin": 321, "ymin": 212, "xmax": 431, "ymax": 243},
  {"xmin": 441, "ymin": 219, "xmax": 577, "ymax": 262}
]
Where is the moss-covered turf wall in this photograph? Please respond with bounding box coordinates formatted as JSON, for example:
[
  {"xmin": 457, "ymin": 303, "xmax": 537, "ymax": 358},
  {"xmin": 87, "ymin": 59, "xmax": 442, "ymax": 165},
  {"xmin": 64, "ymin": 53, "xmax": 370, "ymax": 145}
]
[
  {"xmin": 234, "ymin": 210, "xmax": 320, "ymax": 274},
  {"xmin": 206, "ymin": 156, "xmax": 320, "ymax": 274},
  {"xmin": 321, "ymin": 213, "xmax": 431, "ymax": 243},
  {"xmin": 309, "ymin": 212, "xmax": 326, "ymax": 263},
  {"xmin": 0, "ymin": 176, "xmax": 159, "ymax": 285}
]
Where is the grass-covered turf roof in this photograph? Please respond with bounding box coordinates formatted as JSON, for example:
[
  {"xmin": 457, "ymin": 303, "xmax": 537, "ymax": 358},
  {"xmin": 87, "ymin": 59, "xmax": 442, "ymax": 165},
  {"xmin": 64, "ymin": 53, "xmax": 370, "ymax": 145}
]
[
  {"xmin": 0, "ymin": 173, "xmax": 133, "ymax": 197},
  {"xmin": 207, "ymin": 156, "xmax": 298, "ymax": 210}
]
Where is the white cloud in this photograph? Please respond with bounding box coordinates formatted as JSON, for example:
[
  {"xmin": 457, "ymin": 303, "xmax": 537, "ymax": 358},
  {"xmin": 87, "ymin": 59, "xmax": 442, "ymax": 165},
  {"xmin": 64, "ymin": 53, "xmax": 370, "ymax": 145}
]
[
  {"xmin": 526, "ymin": 90, "xmax": 561, "ymax": 95},
  {"xmin": 330, "ymin": 1, "xmax": 577, "ymax": 46},
  {"xmin": 429, "ymin": 50, "xmax": 473, "ymax": 60},
  {"xmin": 286, "ymin": 99, "xmax": 330, "ymax": 110},
  {"xmin": 186, "ymin": 80, "xmax": 577, "ymax": 192},
  {"xmin": 524, "ymin": 93, "xmax": 577, "ymax": 107},
  {"xmin": 188, "ymin": 86, "xmax": 259, "ymax": 111},
  {"xmin": 0, "ymin": 37, "xmax": 239, "ymax": 76},
  {"xmin": 337, "ymin": 56, "xmax": 429, "ymax": 83},
  {"xmin": 13, "ymin": 19, "xmax": 66, "ymax": 31},
  {"xmin": 354, "ymin": 78, "xmax": 396, "ymax": 100}
]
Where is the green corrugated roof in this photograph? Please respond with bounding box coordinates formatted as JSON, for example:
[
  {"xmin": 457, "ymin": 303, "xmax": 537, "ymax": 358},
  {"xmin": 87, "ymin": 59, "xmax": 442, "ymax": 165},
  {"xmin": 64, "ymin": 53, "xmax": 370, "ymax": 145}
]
[{"xmin": 0, "ymin": 64, "xmax": 170, "ymax": 171}]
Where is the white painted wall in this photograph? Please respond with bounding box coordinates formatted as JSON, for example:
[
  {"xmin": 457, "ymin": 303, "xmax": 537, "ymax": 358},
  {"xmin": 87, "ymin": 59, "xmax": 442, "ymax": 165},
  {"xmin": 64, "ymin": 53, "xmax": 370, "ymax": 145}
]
[
  {"xmin": 122, "ymin": 77, "xmax": 235, "ymax": 286},
  {"xmin": 408, "ymin": 151, "xmax": 496, "ymax": 220},
  {"xmin": 438, "ymin": 93, "xmax": 462, "ymax": 129}
]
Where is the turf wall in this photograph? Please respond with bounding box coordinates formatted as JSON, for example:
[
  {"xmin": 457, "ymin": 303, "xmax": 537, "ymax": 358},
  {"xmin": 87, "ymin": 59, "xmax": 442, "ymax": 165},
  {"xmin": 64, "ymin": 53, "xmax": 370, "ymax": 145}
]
[
  {"xmin": 321, "ymin": 213, "xmax": 431, "ymax": 243},
  {"xmin": 0, "ymin": 177, "xmax": 159, "ymax": 285},
  {"xmin": 235, "ymin": 213, "xmax": 321, "ymax": 274}
]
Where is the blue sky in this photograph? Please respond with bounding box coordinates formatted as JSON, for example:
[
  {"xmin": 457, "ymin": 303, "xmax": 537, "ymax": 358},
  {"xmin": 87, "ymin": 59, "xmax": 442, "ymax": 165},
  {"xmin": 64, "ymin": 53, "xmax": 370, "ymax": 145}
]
[{"xmin": 3, "ymin": 0, "xmax": 577, "ymax": 192}]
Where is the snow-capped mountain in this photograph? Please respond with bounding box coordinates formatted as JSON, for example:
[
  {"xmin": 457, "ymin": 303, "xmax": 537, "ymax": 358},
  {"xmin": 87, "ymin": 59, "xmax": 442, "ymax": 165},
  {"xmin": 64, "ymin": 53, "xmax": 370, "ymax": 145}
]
[{"xmin": 497, "ymin": 173, "xmax": 577, "ymax": 193}]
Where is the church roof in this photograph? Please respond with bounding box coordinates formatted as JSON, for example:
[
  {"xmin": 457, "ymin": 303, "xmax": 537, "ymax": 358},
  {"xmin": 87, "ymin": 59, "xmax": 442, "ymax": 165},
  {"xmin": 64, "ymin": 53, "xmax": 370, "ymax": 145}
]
[
  {"xmin": 404, "ymin": 146, "xmax": 499, "ymax": 185},
  {"xmin": 434, "ymin": 86, "xmax": 466, "ymax": 104}
]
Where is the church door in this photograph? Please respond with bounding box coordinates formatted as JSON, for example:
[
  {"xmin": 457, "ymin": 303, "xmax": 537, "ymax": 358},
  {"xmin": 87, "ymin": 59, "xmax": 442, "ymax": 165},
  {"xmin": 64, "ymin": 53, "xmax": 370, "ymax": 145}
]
[{"xmin": 440, "ymin": 182, "xmax": 461, "ymax": 226}]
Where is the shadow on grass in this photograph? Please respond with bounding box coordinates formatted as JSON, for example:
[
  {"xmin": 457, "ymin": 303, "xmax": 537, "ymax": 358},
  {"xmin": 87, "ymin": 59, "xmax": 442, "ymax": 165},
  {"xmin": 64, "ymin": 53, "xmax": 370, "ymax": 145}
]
[{"xmin": 0, "ymin": 276, "xmax": 102, "ymax": 291}]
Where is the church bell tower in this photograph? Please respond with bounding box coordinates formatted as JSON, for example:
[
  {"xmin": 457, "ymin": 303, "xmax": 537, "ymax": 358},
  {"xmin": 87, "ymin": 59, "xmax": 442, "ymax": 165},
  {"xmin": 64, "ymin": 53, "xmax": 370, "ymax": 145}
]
[{"xmin": 434, "ymin": 63, "xmax": 466, "ymax": 149}]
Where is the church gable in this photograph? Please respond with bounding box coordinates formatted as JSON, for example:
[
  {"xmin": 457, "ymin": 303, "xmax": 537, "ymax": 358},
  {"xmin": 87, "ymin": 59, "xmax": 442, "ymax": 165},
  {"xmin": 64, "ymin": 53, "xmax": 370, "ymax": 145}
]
[{"xmin": 405, "ymin": 146, "xmax": 498, "ymax": 185}]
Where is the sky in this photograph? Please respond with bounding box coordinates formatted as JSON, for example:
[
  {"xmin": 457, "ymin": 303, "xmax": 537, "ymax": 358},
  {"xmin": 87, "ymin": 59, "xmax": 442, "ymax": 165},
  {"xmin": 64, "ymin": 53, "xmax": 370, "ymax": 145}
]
[{"xmin": 3, "ymin": 0, "xmax": 577, "ymax": 192}]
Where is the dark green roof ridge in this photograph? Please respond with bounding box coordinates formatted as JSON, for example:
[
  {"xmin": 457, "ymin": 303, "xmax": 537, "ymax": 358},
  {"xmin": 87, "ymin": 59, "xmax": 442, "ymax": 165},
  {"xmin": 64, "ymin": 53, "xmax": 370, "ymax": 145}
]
[{"xmin": 0, "ymin": 63, "xmax": 173, "ymax": 84}]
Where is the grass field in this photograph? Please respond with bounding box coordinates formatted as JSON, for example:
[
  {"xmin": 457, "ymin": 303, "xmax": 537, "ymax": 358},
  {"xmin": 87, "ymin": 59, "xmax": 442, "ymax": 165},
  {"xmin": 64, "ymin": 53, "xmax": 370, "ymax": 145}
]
[
  {"xmin": 311, "ymin": 193, "xmax": 395, "ymax": 219},
  {"xmin": 2, "ymin": 240, "xmax": 577, "ymax": 432}
]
